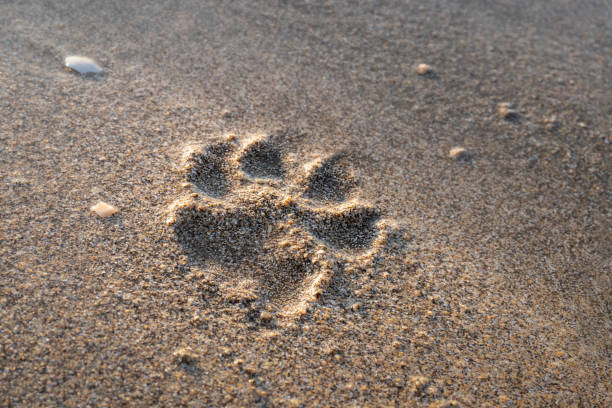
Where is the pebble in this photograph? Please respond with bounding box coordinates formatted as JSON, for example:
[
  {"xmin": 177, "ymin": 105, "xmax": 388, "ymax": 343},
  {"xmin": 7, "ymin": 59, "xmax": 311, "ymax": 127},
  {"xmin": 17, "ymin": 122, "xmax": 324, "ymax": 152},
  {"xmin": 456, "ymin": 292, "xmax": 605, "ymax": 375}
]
[
  {"xmin": 497, "ymin": 102, "xmax": 518, "ymax": 120},
  {"xmin": 64, "ymin": 56, "xmax": 103, "ymax": 75},
  {"xmin": 448, "ymin": 146, "xmax": 471, "ymax": 161},
  {"xmin": 260, "ymin": 311, "xmax": 273, "ymax": 322},
  {"xmin": 544, "ymin": 115, "xmax": 559, "ymax": 131},
  {"xmin": 173, "ymin": 348, "xmax": 197, "ymax": 364},
  {"xmin": 90, "ymin": 201, "xmax": 118, "ymax": 217},
  {"xmin": 414, "ymin": 63, "xmax": 433, "ymax": 75}
]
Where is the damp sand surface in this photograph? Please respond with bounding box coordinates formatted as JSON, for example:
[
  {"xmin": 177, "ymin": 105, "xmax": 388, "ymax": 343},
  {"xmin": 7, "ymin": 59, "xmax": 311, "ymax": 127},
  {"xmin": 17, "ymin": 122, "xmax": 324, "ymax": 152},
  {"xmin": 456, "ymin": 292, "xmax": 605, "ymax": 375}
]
[{"xmin": 1, "ymin": 1, "xmax": 610, "ymax": 406}]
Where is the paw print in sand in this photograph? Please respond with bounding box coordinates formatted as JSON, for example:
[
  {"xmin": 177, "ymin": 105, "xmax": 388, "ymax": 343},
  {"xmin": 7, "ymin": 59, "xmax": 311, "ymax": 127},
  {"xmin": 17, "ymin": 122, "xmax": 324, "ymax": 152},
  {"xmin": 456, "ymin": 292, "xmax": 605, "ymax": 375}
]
[{"xmin": 167, "ymin": 131, "xmax": 395, "ymax": 321}]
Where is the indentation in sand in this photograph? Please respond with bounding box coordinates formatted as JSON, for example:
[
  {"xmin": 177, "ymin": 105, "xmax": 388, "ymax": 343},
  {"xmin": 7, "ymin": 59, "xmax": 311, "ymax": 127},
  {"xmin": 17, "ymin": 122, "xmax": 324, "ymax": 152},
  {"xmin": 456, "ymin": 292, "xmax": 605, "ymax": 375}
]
[
  {"xmin": 184, "ymin": 140, "xmax": 235, "ymax": 197},
  {"xmin": 167, "ymin": 132, "xmax": 398, "ymax": 321},
  {"xmin": 303, "ymin": 154, "xmax": 356, "ymax": 202},
  {"xmin": 239, "ymin": 134, "xmax": 285, "ymax": 178}
]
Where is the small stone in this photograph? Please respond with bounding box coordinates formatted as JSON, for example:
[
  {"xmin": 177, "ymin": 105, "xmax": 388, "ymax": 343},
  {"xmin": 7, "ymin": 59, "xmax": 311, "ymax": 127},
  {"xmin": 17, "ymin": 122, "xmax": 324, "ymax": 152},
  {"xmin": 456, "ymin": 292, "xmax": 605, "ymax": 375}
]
[
  {"xmin": 260, "ymin": 311, "xmax": 273, "ymax": 322},
  {"xmin": 9, "ymin": 177, "xmax": 29, "ymax": 187},
  {"xmin": 448, "ymin": 146, "xmax": 471, "ymax": 161},
  {"xmin": 415, "ymin": 63, "xmax": 433, "ymax": 75},
  {"xmin": 243, "ymin": 365, "xmax": 257, "ymax": 375},
  {"xmin": 544, "ymin": 115, "xmax": 559, "ymax": 131},
  {"xmin": 65, "ymin": 56, "xmax": 103, "ymax": 75},
  {"xmin": 90, "ymin": 201, "xmax": 118, "ymax": 217},
  {"xmin": 425, "ymin": 385, "xmax": 438, "ymax": 396},
  {"xmin": 409, "ymin": 375, "xmax": 430, "ymax": 396},
  {"xmin": 189, "ymin": 314, "xmax": 201, "ymax": 326},
  {"xmin": 173, "ymin": 347, "xmax": 197, "ymax": 364},
  {"xmin": 497, "ymin": 102, "xmax": 518, "ymax": 120},
  {"xmin": 286, "ymin": 398, "xmax": 302, "ymax": 408}
]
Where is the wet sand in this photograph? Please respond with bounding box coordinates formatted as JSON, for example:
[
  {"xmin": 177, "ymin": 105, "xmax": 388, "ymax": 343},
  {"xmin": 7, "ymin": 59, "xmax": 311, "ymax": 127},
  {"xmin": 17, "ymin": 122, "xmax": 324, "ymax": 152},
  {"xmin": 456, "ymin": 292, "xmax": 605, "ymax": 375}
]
[{"xmin": 1, "ymin": 1, "xmax": 610, "ymax": 406}]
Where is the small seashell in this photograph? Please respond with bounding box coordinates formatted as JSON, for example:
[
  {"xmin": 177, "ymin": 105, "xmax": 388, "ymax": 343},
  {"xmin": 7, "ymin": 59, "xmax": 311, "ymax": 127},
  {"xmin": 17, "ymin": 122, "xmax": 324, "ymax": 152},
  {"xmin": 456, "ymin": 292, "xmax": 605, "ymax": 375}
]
[
  {"xmin": 65, "ymin": 56, "xmax": 103, "ymax": 75},
  {"xmin": 90, "ymin": 201, "xmax": 118, "ymax": 217}
]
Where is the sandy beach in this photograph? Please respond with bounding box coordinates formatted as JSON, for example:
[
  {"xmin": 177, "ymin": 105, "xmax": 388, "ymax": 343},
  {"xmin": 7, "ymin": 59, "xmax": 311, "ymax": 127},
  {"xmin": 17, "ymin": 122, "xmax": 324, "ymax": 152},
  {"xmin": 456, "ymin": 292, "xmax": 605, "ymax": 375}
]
[{"xmin": 1, "ymin": 1, "xmax": 610, "ymax": 406}]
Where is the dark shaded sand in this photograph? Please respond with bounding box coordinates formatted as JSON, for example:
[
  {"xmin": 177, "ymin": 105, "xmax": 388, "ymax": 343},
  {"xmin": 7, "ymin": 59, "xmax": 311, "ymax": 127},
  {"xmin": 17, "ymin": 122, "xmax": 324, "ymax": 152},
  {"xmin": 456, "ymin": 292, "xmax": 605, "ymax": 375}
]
[{"xmin": 1, "ymin": 1, "xmax": 610, "ymax": 406}]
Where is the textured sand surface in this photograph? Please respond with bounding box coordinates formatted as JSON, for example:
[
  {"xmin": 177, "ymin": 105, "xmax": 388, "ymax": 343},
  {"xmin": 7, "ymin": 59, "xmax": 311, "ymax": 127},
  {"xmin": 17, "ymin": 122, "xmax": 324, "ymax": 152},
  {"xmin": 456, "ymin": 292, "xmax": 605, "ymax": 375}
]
[{"xmin": 1, "ymin": 1, "xmax": 610, "ymax": 406}]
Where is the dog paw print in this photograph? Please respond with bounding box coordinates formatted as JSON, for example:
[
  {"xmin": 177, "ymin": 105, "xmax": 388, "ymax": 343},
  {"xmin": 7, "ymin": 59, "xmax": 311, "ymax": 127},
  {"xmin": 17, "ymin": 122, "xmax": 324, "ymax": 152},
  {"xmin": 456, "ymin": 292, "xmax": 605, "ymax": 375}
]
[{"xmin": 167, "ymin": 132, "xmax": 394, "ymax": 320}]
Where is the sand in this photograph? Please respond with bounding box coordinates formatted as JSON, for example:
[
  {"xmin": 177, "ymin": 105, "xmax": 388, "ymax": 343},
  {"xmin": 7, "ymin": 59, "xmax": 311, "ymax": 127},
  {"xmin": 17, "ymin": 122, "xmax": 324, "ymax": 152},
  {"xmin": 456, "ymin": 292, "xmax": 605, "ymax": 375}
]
[{"xmin": 1, "ymin": 1, "xmax": 610, "ymax": 406}]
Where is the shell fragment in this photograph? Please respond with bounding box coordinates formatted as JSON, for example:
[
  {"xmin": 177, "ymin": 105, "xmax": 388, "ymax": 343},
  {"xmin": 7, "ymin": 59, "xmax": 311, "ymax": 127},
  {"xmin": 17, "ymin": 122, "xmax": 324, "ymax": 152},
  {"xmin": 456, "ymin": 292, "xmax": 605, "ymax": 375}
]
[
  {"xmin": 65, "ymin": 56, "xmax": 103, "ymax": 75},
  {"xmin": 90, "ymin": 201, "xmax": 118, "ymax": 217}
]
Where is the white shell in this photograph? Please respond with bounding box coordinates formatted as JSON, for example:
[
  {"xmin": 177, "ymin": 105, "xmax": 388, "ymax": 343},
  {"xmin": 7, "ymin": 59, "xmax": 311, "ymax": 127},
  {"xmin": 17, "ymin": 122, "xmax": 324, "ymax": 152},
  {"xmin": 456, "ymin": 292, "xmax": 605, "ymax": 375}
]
[
  {"xmin": 65, "ymin": 56, "xmax": 103, "ymax": 74},
  {"xmin": 90, "ymin": 201, "xmax": 118, "ymax": 217}
]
